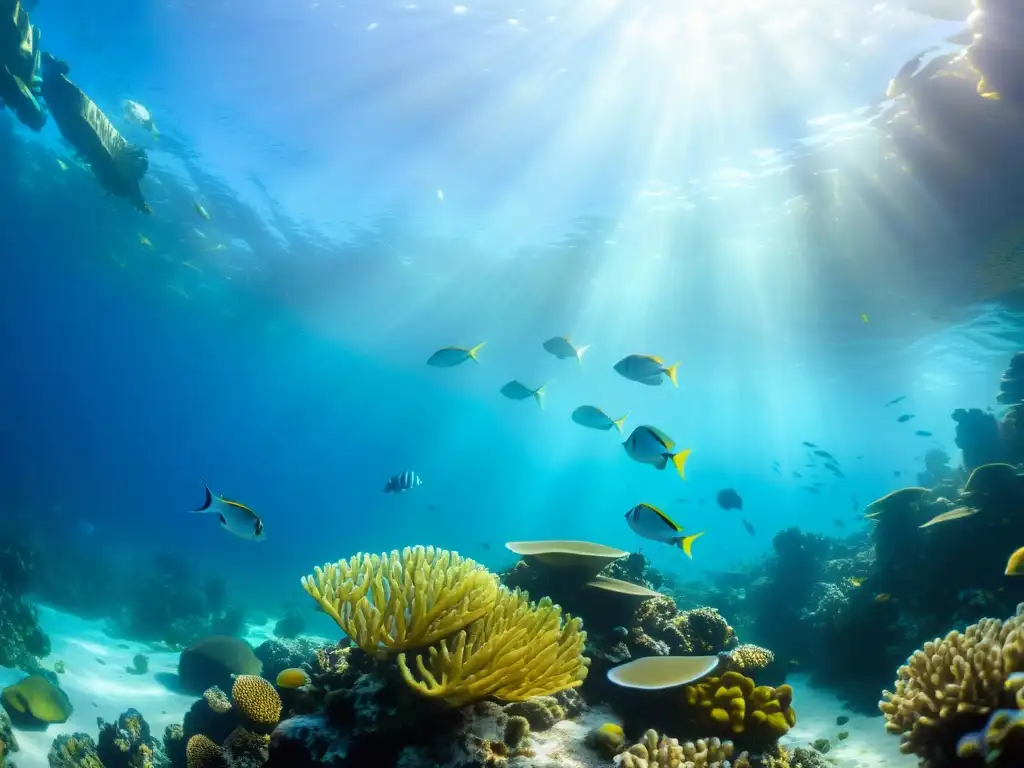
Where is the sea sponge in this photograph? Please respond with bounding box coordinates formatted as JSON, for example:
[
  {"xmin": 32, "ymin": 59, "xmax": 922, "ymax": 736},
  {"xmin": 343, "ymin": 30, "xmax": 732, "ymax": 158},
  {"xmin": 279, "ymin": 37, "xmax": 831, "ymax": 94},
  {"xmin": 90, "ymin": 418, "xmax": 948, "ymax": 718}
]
[
  {"xmin": 397, "ymin": 587, "xmax": 589, "ymax": 706},
  {"xmin": 178, "ymin": 636, "xmax": 262, "ymax": 694},
  {"xmin": 186, "ymin": 734, "xmax": 227, "ymax": 768},
  {"xmin": 275, "ymin": 667, "xmax": 309, "ymax": 689},
  {"xmin": 203, "ymin": 687, "xmax": 232, "ymax": 715},
  {"xmin": 504, "ymin": 697, "xmax": 566, "ymax": 730},
  {"xmin": 503, "ymin": 715, "xmax": 531, "ymax": 748},
  {"xmin": 617, "ymin": 729, "xmax": 750, "ymax": 768},
  {"xmin": 301, "ymin": 545, "xmax": 500, "ymax": 657},
  {"xmin": 879, "ymin": 602, "xmax": 1024, "ymax": 762},
  {"xmin": 231, "ymin": 675, "xmax": 281, "ymax": 730},
  {"xmin": 1, "ymin": 674, "xmax": 73, "ymax": 724},
  {"xmin": 586, "ymin": 722, "xmax": 626, "ymax": 758},
  {"xmin": 725, "ymin": 644, "xmax": 775, "ymax": 675},
  {"xmin": 683, "ymin": 671, "xmax": 796, "ymax": 751}
]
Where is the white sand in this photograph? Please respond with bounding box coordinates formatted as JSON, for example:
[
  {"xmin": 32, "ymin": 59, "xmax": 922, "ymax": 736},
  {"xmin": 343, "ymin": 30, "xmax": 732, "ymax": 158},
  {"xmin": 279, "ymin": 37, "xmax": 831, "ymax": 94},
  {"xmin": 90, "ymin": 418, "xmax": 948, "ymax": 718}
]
[
  {"xmin": 783, "ymin": 674, "xmax": 916, "ymax": 768},
  {"xmin": 0, "ymin": 604, "xmax": 195, "ymax": 768}
]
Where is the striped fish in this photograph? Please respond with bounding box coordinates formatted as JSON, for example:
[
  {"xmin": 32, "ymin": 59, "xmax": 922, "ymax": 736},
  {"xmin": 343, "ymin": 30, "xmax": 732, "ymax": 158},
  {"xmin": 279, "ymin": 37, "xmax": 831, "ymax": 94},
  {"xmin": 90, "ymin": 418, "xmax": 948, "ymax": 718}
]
[{"xmin": 384, "ymin": 470, "xmax": 423, "ymax": 493}]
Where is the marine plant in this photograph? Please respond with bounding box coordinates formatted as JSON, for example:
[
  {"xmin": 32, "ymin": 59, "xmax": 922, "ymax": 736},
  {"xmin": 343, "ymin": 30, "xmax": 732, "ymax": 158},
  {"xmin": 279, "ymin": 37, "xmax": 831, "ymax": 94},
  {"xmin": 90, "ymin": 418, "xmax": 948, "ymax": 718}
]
[{"xmin": 302, "ymin": 545, "xmax": 590, "ymax": 706}]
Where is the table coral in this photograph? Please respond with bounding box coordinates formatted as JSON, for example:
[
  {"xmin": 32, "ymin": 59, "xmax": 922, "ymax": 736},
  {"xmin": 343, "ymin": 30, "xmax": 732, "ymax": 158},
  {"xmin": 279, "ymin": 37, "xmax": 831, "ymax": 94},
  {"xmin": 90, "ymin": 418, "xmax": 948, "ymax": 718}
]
[
  {"xmin": 880, "ymin": 602, "xmax": 1024, "ymax": 765},
  {"xmin": 302, "ymin": 546, "xmax": 499, "ymax": 657}
]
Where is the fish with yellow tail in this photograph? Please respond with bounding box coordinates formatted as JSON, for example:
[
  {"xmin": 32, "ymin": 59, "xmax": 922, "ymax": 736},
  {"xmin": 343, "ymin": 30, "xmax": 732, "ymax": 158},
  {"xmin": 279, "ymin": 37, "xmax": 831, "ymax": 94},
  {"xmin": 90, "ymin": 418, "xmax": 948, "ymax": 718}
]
[
  {"xmin": 426, "ymin": 342, "xmax": 485, "ymax": 368},
  {"xmin": 543, "ymin": 336, "xmax": 590, "ymax": 362},
  {"xmin": 1006, "ymin": 546, "xmax": 1024, "ymax": 576},
  {"xmin": 500, "ymin": 380, "xmax": 546, "ymax": 408},
  {"xmin": 188, "ymin": 480, "xmax": 266, "ymax": 541},
  {"xmin": 571, "ymin": 405, "xmax": 627, "ymax": 433},
  {"xmin": 614, "ymin": 354, "xmax": 679, "ymax": 387},
  {"xmin": 623, "ymin": 425, "xmax": 691, "ymax": 479},
  {"xmin": 625, "ymin": 503, "xmax": 703, "ymax": 558}
]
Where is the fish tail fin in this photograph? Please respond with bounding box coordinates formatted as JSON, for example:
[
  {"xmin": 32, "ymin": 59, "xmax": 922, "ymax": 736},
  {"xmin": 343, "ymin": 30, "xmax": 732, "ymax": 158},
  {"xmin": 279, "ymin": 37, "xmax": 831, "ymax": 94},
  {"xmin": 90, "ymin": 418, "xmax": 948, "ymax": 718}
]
[
  {"xmin": 533, "ymin": 383, "xmax": 546, "ymax": 409},
  {"xmin": 613, "ymin": 413, "xmax": 628, "ymax": 434},
  {"xmin": 671, "ymin": 448, "xmax": 692, "ymax": 480},
  {"xmin": 189, "ymin": 479, "xmax": 214, "ymax": 513},
  {"xmin": 665, "ymin": 362, "xmax": 680, "ymax": 387},
  {"xmin": 468, "ymin": 342, "xmax": 486, "ymax": 362},
  {"xmin": 576, "ymin": 344, "xmax": 591, "ymax": 363},
  {"xmin": 675, "ymin": 531, "xmax": 704, "ymax": 559},
  {"xmin": 151, "ymin": 124, "xmax": 160, "ymax": 140}
]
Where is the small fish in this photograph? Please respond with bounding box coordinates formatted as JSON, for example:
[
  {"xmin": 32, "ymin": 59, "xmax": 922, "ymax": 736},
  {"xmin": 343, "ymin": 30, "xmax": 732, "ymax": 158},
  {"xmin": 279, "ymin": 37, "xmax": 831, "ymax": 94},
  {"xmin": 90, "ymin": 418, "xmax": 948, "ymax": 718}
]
[
  {"xmin": 137, "ymin": 234, "xmax": 152, "ymax": 248},
  {"xmin": 426, "ymin": 342, "xmax": 485, "ymax": 367},
  {"xmin": 792, "ymin": 471, "xmax": 803, "ymax": 479},
  {"xmin": 804, "ymin": 486, "xmax": 821, "ymax": 495},
  {"xmin": 893, "ymin": 470, "xmax": 902, "ymax": 477},
  {"xmin": 771, "ymin": 462, "xmax": 782, "ymax": 476},
  {"xmin": 861, "ymin": 313, "xmax": 869, "ymax": 323},
  {"xmin": 542, "ymin": 336, "xmax": 590, "ymax": 362},
  {"xmin": 500, "ymin": 380, "xmax": 546, "ymax": 408},
  {"xmin": 480, "ymin": 542, "xmax": 490, "ymax": 550},
  {"xmin": 1005, "ymin": 546, "xmax": 1024, "ymax": 575},
  {"xmin": 194, "ymin": 202, "xmax": 210, "ymax": 221},
  {"xmin": 383, "ymin": 470, "xmax": 423, "ymax": 493},
  {"xmin": 875, "ymin": 593, "xmax": 891, "ymax": 604},
  {"xmin": 834, "ymin": 518, "xmax": 845, "ymax": 528},
  {"xmin": 814, "ymin": 450, "xmax": 835, "ymax": 460},
  {"xmin": 571, "ymin": 405, "xmax": 627, "ymax": 433},
  {"xmin": 741, "ymin": 519, "xmax": 756, "ymax": 537},
  {"xmin": 613, "ymin": 354, "xmax": 679, "ymax": 387},
  {"xmin": 824, "ymin": 463, "xmax": 845, "ymax": 478},
  {"xmin": 838, "ymin": 731, "xmax": 849, "ymax": 741},
  {"xmin": 885, "ymin": 395, "xmax": 907, "ymax": 407},
  {"xmin": 897, "ymin": 414, "xmax": 915, "ymax": 423},
  {"xmin": 56, "ymin": 158, "xmax": 68, "ymax": 171},
  {"xmin": 836, "ymin": 716, "xmax": 850, "ymax": 726},
  {"xmin": 124, "ymin": 99, "xmax": 159, "ymax": 138},
  {"xmin": 622, "ymin": 426, "xmax": 692, "ymax": 479},
  {"xmin": 624, "ymin": 503, "xmax": 703, "ymax": 557},
  {"xmin": 188, "ymin": 480, "xmax": 266, "ymax": 541},
  {"xmin": 919, "ymin": 506, "xmax": 977, "ymax": 528},
  {"xmin": 849, "ymin": 577, "xmax": 865, "ymax": 587},
  {"xmin": 716, "ymin": 488, "xmax": 743, "ymax": 511},
  {"xmin": 915, "ymin": 430, "xmax": 933, "ymax": 437},
  {"xmin": 802, "ymin": 441, "xmax": 818, "ymax": 448}
]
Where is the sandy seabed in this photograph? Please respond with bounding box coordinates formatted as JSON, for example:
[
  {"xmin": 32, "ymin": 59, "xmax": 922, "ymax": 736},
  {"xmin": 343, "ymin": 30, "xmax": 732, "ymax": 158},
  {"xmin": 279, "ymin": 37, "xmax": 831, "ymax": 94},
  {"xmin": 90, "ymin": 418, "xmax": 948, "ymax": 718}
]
[{"xmin": 0, "ymin": 607, "xmax": 916, "ymax": 768}]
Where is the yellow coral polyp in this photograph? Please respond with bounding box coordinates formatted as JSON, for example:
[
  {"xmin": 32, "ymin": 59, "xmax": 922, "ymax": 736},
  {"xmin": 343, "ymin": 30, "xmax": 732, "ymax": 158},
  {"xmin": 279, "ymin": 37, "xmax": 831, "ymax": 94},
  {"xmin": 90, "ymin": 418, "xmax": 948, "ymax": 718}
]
[
  {"xmin": 301, "ymin": 546, "xmax": 499, "ymax": 656},
  {"xmin": 397, "ymin": 587, "xmax": 589, "ymax": 706}
]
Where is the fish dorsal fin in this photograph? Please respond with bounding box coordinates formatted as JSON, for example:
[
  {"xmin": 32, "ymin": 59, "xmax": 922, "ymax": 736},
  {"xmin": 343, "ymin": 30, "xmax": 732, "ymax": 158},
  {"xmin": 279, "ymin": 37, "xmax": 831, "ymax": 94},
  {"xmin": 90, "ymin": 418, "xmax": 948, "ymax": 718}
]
[
  {"xmin": 647, "ymin": 426, "xmax": 675, "ymax": 450},
  {"xmin": 645, "ymin": 503, "xmax": 682, "ymax": 531},
  {"xmin": 648, "ymin": 355, "xmax": 663, "ymax": 364},
  {"xmin": 223, "ymin": 499, "xmax": 254, "ymax": 515},
  {"xmin": 218, "ymin": 513, "xmax": 227, "ymax": 526}
]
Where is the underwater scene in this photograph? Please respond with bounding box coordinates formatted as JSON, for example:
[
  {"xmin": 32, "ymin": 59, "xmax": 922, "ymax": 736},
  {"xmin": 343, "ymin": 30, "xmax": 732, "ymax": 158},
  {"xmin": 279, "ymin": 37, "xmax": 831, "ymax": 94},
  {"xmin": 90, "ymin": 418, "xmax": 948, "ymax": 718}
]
[{"xmin": 7, "ymin": 0, "xmax": 1024, "ymax": 766}]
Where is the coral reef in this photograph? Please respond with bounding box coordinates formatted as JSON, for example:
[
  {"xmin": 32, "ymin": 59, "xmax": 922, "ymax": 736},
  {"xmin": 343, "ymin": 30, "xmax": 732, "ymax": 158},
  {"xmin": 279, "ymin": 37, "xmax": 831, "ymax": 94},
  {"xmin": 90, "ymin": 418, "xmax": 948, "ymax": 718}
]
[
  {"xmin": 880, "ymin": 602, "xmax": 1024, "ymax": 766},
  {"xmin": 49, "ymin": 709, "xmax": 166, "ymax": 768},
  {"xmin": 253, "ymin": 637, "xmax": 322, "ymax": 686},
  {"xmin": 0, "ymin": 536, "xmax": 51, "ymax": 673}
]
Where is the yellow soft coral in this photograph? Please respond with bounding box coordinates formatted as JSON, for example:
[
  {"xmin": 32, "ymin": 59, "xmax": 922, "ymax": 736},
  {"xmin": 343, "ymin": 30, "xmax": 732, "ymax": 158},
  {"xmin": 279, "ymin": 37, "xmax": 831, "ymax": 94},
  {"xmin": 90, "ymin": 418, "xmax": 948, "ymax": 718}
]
[
  {"xmin": 684, "ymin": 671, "xmax": 795, "ymax": 751},
  {"xmin": 397, "ymin": 587, "xmax": 589, "ymax": 706},
  {"xmin": 879, "ymin": 602, "xmax": 1024, "ymax": 761},
  {"xmin": 301, "ymin": 546, "xmax": 499, "ymax": 657}
]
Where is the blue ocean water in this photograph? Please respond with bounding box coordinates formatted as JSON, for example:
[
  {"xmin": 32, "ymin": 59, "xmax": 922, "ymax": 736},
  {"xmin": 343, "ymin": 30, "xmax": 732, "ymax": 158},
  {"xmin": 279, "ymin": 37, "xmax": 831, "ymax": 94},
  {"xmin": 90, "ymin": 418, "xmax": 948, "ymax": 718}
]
[{"xmin": 1, "ymin": 0, "xmax": 1022, "ymax": 641}]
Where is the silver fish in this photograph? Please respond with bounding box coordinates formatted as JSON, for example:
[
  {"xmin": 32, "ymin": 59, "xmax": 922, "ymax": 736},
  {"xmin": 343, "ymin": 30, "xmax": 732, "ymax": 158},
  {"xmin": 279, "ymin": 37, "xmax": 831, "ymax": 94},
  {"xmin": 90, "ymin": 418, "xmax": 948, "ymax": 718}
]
[
  {"xmin": 188, "ymin": 480, "xmax": 265, "ymax": 541},
  {"xmin": 500, "ymin": 380, "xmax": 546, "ymax": 408},
  {"xmin": 384, "ymin": 470, "xmax": 423, "ymax": 493},
  {"xmin": 571, "ymin": 405, "xmax": 627, "ymax": 433},
  {"xmin": 613, "ymin": 354, "xmax": 679, "ymax": 387},
  {"xmin": 623, "ymin": 425, "xmax": 691, "ymax": 479},
  {"xmin": 426, "ymin": 342, "xmax": 485, "ymax": 367},
  {"xmin": 625, "ymin": 503, "xmax": 703, "ymax": 557},
  {"xmin": 542, "ymin": 336, "xmax": 590, "ymax": 362}
]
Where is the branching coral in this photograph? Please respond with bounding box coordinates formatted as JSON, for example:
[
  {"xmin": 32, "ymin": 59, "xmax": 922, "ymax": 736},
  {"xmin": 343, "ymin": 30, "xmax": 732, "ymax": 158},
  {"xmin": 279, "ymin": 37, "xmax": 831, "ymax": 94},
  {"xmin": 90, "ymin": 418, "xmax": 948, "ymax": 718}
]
[
  {"xmin": 397, "ymin": 588, "xmax": 589, "ymax": 706},
  {"xmin": 301, "ymin": 546, "xmax": 499, "ymax": 657},
  {"xmin": 682, "ymin": 671, "xmax": 796, "ymax": 751},
  {"xmin": 616, "ymin": 729, "xmax": 750, "ymax": 768},
  {"xmin": 879, "ymin": 602, "xmax": 1024, "ymax": 764}
]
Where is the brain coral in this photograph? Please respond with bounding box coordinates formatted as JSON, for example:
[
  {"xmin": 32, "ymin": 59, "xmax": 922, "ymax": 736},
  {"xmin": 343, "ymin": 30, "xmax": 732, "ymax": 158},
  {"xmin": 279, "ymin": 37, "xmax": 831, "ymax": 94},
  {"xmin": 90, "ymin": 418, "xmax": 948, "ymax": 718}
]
[
  {"xmin": 230, "ymin": 675, "xmax": 281, "ymax": 730},
  {"xmin": 880, "ymin": 602, "xmax": 1024, "ymax": 764}
]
